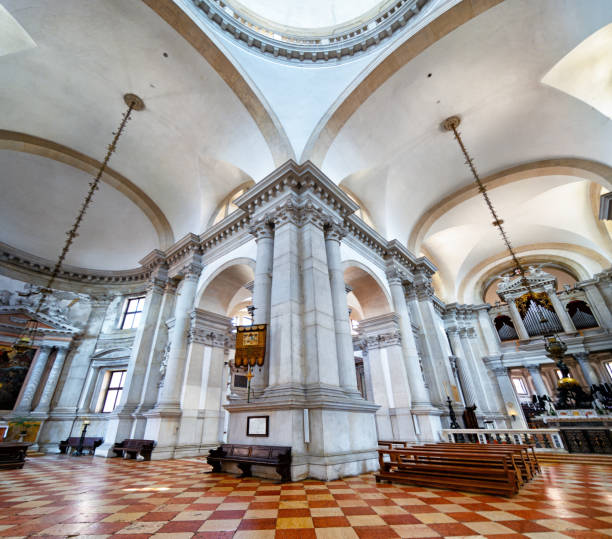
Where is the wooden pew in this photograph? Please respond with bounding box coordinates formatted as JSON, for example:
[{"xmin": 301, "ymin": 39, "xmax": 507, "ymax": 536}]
[
  {"xmin": 207, "ymin": 444, "xmax": 292, "ymax": 482},
  {"xmin": 0, "ymin": 442, "xmax": 31, "ymax": 469},
  {"xmin": 112, "ymin": 439, "xmax": 156, "ymax": 461},
  {"xmin": 418, "ymin": 443, "xmax": 535, "ymax": 481},
  {"xmin": 378, "ymin": 440, "xmax": 409, "ymax": 449},
  {"xmin": 421, "ymin": 442, "xmax": 539, "ymax": 477},
  {"xmin": 376, "ymin": 448, "xmax": 520, "ymax": 497},
  {"xmin": 59, "ymin": 437, "xmax": 103, "ymax": 455}
]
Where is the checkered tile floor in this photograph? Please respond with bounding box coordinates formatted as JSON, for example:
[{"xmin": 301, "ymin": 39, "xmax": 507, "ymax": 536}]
[{"xmin": 0, "ymin": 456, "xmax": 611, "ymax": 538}]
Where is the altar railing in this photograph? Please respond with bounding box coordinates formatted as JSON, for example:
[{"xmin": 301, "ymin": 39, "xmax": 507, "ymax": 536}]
[{"xmin": 440, "ymin": 428, "xmax": 566, "ymax": 452}]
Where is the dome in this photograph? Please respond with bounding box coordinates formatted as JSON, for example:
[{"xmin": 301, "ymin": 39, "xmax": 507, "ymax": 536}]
[{"xmin": 193, "ymin": 0, "xmax": 432, "ymax": 62}]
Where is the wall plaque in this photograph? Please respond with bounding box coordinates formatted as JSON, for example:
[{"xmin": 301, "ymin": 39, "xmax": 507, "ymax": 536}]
[{"xmin": 247, "ymin": 415, "xmax": 269, "ymax": 437}]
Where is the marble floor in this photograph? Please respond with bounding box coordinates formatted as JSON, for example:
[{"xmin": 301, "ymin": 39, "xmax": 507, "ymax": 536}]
[{"xmin": 0, "ymin": 456, "xmax": 611, "ymax": 538}]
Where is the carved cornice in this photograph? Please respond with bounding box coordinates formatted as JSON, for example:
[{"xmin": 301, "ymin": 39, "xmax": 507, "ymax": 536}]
[
  {"xmin": 0, "ymin": 240, "xmax": 151, "ymax": 285},
  {"xmin": 191, "ymin": 0, "xmax": 431, "ymax": 63}
]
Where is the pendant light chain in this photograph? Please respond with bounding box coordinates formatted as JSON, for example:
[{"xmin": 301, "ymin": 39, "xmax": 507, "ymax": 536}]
[
  {"xmin": 11, "ymin": 95, "xmax": 144, "ymax": 351},
  {"xmin": 442, "ymin": 115, "xmax": 538, "ymax": 301}
]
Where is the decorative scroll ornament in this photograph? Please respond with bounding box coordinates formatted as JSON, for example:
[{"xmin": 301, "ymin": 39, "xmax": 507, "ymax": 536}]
[
  {"xmin": 515, "ymin": 292, "xmax": 553, "ymax": 318},
  {"xmin": 234, "ymin": 324, "xmax": 267, "ymax": 368}
]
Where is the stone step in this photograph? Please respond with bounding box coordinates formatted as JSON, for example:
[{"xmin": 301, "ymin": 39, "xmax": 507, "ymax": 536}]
[{"xmin": 537, "ymin": 452, "xmax": 612, "ymax": 466}]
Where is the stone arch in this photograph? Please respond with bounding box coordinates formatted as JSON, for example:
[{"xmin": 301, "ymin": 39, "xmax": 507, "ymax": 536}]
[
  {"xmin": 342, "ymin": 260, "xmax": 392, "ymax": 320},
  {"xmin": 197, "ymin": 258, "xmax": 256, "ymax": 316},
  {"xmin": 302, "ymin": 0, "xmax": 502, "ymax": 165},
  {"xmin": 458, "ymin": 246, "xmax": 605, "ymax": 304},
  {"xmin": 143, "ymin": 0, "xmax": 294, "ymax": 165},
  {"xmin": 0, "ymin": 130, "xmax": 175, "ymax": 249},
  {"xmin": 410, "ymin": 158, "xmax": 612, "ymax": 254}
]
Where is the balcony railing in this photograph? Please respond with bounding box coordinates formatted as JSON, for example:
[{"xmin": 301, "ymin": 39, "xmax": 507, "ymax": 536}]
[{"xmin": 440, "ymin": 428, "xmax": 566, "ymax": 452}]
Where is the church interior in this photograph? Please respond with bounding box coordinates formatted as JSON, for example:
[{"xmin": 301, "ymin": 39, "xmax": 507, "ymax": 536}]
[{"xmin": 1, "ymin": 0, "xmax": 612, "ymax": 537}]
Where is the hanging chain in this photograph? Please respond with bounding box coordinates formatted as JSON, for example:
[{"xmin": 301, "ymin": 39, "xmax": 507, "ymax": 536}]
[
  {"xmin": 12, "ymin": 97, "xmax": 141, "ymax": 349},
  {"xmin": 442, "ymin": 116, "xmax": 537, "ymax": 302}
]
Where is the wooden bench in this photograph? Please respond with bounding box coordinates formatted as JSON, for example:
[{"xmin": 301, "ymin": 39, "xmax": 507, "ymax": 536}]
[
  {"xmin": 0, "ymin": 442, "xmax": 32, "ymax": 469},
  {"xmin": 112, "ymin": 439, "xmax": 156, "ymax": 461},
  {"xmin": 422, "ymin": 442, "xmax": 540, "ymax": 477},
  {"xmin": 59, "ymin": 437, "xmax": 103, "ymax": 455},
  {"xmin": 376, "ymin": 448, "xmax": 520, "ymax": 497},
  {"xmin": 378, "ymin": 440, "xmax": 409, "ymax": 449},
  {"xmin": 207, "ymin": 444, "xmax": 292, "ymax": 482},
  {"xmin": 417, "ymin": 443, "xmax": 534, "ymax": 482}
]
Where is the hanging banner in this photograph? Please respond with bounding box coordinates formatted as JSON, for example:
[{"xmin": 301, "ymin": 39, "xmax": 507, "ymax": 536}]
[{"xmin": 234, "ymin": 324, "xmax": 267, "ymax": 368}]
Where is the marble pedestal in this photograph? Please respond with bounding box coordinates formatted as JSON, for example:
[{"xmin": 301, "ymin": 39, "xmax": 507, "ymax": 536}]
[{"xmin": 226, "ymin": 389, "xmax": 379, "ymax": 481}]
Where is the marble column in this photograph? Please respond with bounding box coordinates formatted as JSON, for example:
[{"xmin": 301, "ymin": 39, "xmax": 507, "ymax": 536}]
[
  {"xmin": 33, "ymin": 347, "xmax": 69, "ymax": 413},
  {"xmin": 507, "ymin": 298, "xmax": 529, "ymax": 340},
  {"xmin": 386, "ymin": 268, "xmax": 432, "ymax": 408},
  {"xmin": 13, "ymin": 345, "xmax": 52, "ymax": 413},
  {"xmin": 99, "ymin": 268, "xmax": 168, "ymax": 455},
  {"xmin": 458, "ymin": 328, "xmax": 492, "ymax": 412},
  {"xmin": 249, "ymin": 218, "xmax": 274, "ymax": 393},
  {"xmin": 490, "ymin": 363, "xmax": 528, "ymax": 428},
  {"xmin": 546, "ymin": 287, "xmax": 575, "ymax": 333},
  {"xmin": 447, "ymin": 331, "xmax": 477, "ymax": 407},
  {"xmin": 132, "ymin": 278, "xmax": 178, "ymax": 436},
  {"xmin": 300, "ymin": 208, "xmax": 341, "ymax": 389},
  {"xmin": 582, "ymin": 283, "xmax": 612, "ymax": 328},
  {"xmin": 325, "ymin": 222, "xmax": 359, "ymax": 395},
  {"xmin": 265, "ymin": 202, "xmax": 303, "ymax": 390},
  {"xmin": 527, "ymin": 365, "xmax": 548, "ymax": 396},
  {"xmin": 157, "ymin": 263, "xmax": 202, "ymax": 409},
  {"xmin": 412, "ymin": 277, "xmax": 459, "ymax": 407},
  {"xmin": 574, "ymin": 352, "xmax": 600, "ymax": 386},
  {"xmin": 359, "ymin": 314, "xmax": 417, "ymax": 442},
  {"xmin": 144, "ymin": 260, "xmax": 202, "ymax": 458},
  {"xmin": 54, "ymin": 296, "xmax": 112, "ymax": 413},
  {"xmin": 476, "ymin": 306, "xmax": 501, "ymax": 355}
]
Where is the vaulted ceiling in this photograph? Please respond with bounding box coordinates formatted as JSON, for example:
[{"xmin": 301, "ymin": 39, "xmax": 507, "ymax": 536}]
[{"xmin": 1, "ymin": 0, "xmax": 611, "ymax": 303}]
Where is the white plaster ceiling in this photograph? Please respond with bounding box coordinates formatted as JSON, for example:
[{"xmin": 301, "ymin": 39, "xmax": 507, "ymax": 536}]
[
  {"xmin": 0, "ymin": 150, "xmax": 158, "ymax": 270},
  {"xmin": 0, "ymin": 0, "xmax": 275, "ymax": 269},
  {"xmin": 1, "ymin": 0, "xmax": 611, "ymax": 305},
  {"xmin": 326, "ymin": 0, "xmax": 612, "ymax": 301},
  {"xmin": 423, "ymin": 178, "xmax": 612, "ymax": 302}
]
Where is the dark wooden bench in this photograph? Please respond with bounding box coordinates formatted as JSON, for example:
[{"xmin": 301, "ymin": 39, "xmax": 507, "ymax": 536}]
[
  {"xmin": 376, "ymin": 448, "xmax": 520, "ymax": 497},
  {"xmin": 112, "ymin": 439, "xmax": 156, "ymax": 461},
  {"xmin": 59, "ymin": 437, "xmax": 103, "ymax": 455},
  {"xmin": 0, "ymin": 442, "xmax": 32, "ymax": 469},
  {"xmin": 207, "ymin": 444, "xmax": 292, "ymax": 482}
]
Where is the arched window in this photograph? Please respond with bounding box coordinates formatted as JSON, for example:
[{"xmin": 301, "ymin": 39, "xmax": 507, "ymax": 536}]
[
  {"xmin": 566, "ymin": 300, "xmax": 598, "ymax": 329},
  {"xmin": 210, "ymin": 183, "xmax": 253, "ymax": 226},
  {"xmin": 494, "ymin": 315, "xmax": 517, "ymax": 341}
]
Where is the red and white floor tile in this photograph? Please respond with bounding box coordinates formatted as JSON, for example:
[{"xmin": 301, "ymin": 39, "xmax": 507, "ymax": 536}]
[{"xmin": 0, "ymin": 456, "xmax": 611, "ymax": 538}]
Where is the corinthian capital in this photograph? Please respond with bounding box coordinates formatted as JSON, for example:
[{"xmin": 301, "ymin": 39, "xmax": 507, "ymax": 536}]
[
  {"xmin": 272, "ymin": 200, "xmax": 300, "ymax": 227},
  {"xmin": 386, "ymin": 265, "xmax": 406, "ymax": 286},
  {"xmin": 300, "ymin": 202, "xmax": 326, "ymax": 229},
  {"xmin": 181, "ymin": 262, "xmax": 203, "ymax": 282},
  {"xmin": 324, "ymin": 220, "xmax": 347, "ymax": 242},
  {"xmin": 249, "ymin": 215, "xmax": 274, "ymax": 240}
]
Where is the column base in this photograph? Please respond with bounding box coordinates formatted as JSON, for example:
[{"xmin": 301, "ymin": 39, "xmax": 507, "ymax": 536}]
[
  {"xmin": 410, "ymin": 406, "xmax": 443, "ymax": 442},
  {"xmin": 225, "ymin": 388, "xmax": 379, "ymax": 480},
  {"xmin": 141, "ymin": 405, "xmax": 182, "ymax": 459}
]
